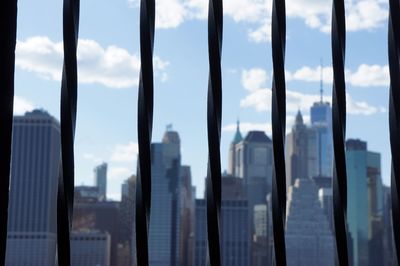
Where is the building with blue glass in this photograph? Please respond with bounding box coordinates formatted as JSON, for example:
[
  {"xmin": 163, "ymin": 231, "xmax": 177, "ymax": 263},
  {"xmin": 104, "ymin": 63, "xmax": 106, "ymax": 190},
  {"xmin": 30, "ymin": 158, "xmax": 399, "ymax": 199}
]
[
  {"xmin": 6, "ymin": 110, "xmax": 60, "ymax": 266},
  {"xmin": 346, "ymin": 139, "xmax": 384, "ymax": 266}
]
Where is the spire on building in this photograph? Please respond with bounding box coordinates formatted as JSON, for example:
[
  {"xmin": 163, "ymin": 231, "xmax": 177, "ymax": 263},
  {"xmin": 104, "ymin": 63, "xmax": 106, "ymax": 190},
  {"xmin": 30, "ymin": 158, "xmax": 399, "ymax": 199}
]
[
  {"xmin": 320, "ymin": 58, "xmax": 324, "ymax": 103},
  {"xmin": 232, "ymin": 119, "xmax": 243, "ymax": 144},
  {"xmin": 295, "ymin": 110, "xmax": 304, "ymax": 126}
]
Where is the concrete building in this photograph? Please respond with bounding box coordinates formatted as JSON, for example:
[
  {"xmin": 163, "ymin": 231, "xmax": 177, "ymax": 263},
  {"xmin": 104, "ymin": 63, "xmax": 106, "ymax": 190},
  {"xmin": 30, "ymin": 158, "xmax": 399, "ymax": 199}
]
[
  {"xmin": 194, "ymin": 199, "xmax": 250, "ymax": 266},
  {"xmin": 71, "ymin": 231, "xmax": 111, "ymax": 266},
  {"xmin": 285, "ymin": 178, "xmax": 335, "ymax": 266},
  {"xmin": 72, "ymin": 200, "xmax": 120, "ymax": 266},
  {"xmin": 6, "ymin": 110, "xmax": 60, "ymax": 266}
]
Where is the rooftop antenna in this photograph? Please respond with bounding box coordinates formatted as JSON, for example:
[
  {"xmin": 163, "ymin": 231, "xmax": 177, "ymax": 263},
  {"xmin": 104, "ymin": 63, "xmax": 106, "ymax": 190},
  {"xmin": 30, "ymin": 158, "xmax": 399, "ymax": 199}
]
[
  {"xmin": 166, "ymin": 123, "xmax": 173, "ymax": 131},
  {"xmin": 320, "ymin": 58, "xmax": 324, "ymax": 103}
]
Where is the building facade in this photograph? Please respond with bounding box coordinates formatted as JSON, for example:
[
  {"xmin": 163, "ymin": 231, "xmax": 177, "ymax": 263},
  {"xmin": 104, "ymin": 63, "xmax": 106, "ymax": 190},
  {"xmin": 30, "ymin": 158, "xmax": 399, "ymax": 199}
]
[
  {"xmin": 94, "ymin": 162, "xmax": 108, "ymax": 201},
  {"xmin": 6, "ymin": 110, "xmax": 60, "ymax": 266},
  {"xmin": 148, "ymin": 129, "xmax": 183, "ymax": 266},
  {"xmin": 285, "ymin": 178, "xmax": 335, "ymax": 266},
  {"xmin": 346, "ymin": 139, "xmax": 384, "ymax": 266},
  {"xmin": 71, "ymin": 231, "xmax": 111, "ymax": 266}
]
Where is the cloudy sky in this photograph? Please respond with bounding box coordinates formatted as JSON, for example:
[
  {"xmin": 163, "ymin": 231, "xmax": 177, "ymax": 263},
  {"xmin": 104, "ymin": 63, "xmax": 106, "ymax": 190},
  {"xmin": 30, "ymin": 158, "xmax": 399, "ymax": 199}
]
[{"xmin": 14, "ymin": 0, "xmax": 390, "ymax": 199}]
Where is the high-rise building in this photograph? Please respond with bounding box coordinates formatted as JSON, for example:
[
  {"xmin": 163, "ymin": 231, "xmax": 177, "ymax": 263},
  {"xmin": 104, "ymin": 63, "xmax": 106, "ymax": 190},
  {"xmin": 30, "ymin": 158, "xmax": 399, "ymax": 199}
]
[
  {"xmin": 71, "ymin": 231, "xmax": 111, "ymax": 266},
  {"xmin": 318, "ymin": 188, "xmax": 333, "ymax": 230},
  {"xmin": 228, "ymin": 120, "xmax": 243, "ymax": 175},
  {"xmin": 194, "ymin": 198, "xmax": 250, "ymax": 266},
  {"xmin": 94, "ymin": 162, "xmax": 108, "ymax": 201},
  {"xmin": 6, "ymin": 110, "xmax": 60, "ymax": 266},
  {"xmin": 119, "ymin": 175, "xmax": 136, "ymax": 266},
  {"xmin": 285, "ymin": 178, "xmax": 335, "ymax": 266},
  {"xmin": 72, "ymin": 200, "xmax": 120, "ymax": 265},
  {"xmin": 346, "ymin": 139, "xmax": 384, "ymax": 266},
  {"xmin": 148, "ymin": 128, "xmax": 183, "ymax": 266},
  {"xmin": 286, "ymin": 109, "xmax": 333, "ymax": 188},
  {"xmin": 179, "ymin": 166, "xmax": 195, "ymax": 266}
]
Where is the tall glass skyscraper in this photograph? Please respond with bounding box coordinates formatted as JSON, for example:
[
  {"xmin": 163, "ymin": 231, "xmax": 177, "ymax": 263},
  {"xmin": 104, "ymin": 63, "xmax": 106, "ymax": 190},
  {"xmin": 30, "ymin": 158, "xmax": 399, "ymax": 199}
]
[
  {"xmin": 6, "ymin": 110, "xmax": 60, "ymax": 266},
  {"xmin": 346, "ymin": 139, "xmax": 384, "ymax": 266},
  {"xmin": 94, "ymin": 162, "xmax": 108, "ymax": 201},
  {"xmin": 149, "ymin": 129, "xmax": 183, "ymax": 266}
]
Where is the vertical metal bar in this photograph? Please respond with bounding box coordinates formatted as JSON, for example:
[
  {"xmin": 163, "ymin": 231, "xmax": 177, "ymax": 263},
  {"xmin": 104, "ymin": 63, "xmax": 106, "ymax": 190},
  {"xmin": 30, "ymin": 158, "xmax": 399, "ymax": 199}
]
[
  {"xmin": 135, "ymin": 0, "xmax": 155, "ymax": 264},
  {"xmin": 331, "ymin": 0, "xmax": 349, "ymax": 263},
  {"xmin": 206, "ymin": 0, "xmax": 223, "ymax": 265},
  {"xmin": 0, "ymin": 0, "xmax": 17, "ymax": 263},
  {"xmin": 270, "ymin": 0, "xmax": 287, "ymax": 264},
  {"xmin": 56, "ymin": 0, "xmax": 80, "ymax": 264},
  {"xmin": 388, "ymin": 0, "xmax": 400, "ymax": 261}
]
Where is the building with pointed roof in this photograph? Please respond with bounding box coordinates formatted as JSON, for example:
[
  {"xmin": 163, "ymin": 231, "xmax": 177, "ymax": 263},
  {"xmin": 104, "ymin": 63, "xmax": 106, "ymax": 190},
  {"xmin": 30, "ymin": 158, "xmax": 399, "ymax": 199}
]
[{"xmin": 285, "ymin": 178, "xmax": 335, "ymax": 266}]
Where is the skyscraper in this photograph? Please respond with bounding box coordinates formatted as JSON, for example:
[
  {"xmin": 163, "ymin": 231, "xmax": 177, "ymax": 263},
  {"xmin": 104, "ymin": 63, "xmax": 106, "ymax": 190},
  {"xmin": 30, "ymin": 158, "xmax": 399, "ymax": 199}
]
[
  {"xmin": 286, "ymin": 111, "xmax": 318, "ymax": 187},
  {"xmin": 94, "ymin": 162, "xmax": 108, "ymax": 201},
  {"xmin": 346, "ymin": 139, "xmax": 384, "ymax": 266},
  {"xmin": 285, "ymin": 178, "xmax": 335, "ymax": 266},
  {"xmin": 194, "ymin": 198, "xmax": 250, "ymax": 266},
  {"xmin": 228, "ymin": 120, "xmax": 243, "ymax": 176},
  {"xmin": 6, "ymin": 110, "xmax": 60, "ymax": 265},
  {"xmin": 286, "ymin": 109, "xmax": 333, "ymax": 188},
  {"xmin": 149, "ymin": 128, "xmax": 183, "ymax": 266}
]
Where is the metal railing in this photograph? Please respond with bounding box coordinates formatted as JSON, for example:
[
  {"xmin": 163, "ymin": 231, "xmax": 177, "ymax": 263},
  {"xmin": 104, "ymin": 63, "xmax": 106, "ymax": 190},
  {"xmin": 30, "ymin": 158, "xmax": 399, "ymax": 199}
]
[{"xmin": 0, "ymin": 0, "xmax": 399, "ymax": 265}]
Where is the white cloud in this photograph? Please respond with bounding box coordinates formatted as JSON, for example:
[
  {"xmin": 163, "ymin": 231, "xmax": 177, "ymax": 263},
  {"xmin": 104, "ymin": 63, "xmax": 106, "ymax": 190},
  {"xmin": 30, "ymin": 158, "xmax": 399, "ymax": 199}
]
[
  {"xmin": 128, "ymin": 0, "xmax": 388, "ymax": 42},
  {"xmin": 16, "ymin": 36, "xmax": 169, "ymax": 89},
  {"xmin": 242, "ymin": 68, "xmax": 268, "ymax": 92},
  {"xmin": 83, "ymin": 153, "xmax": 103, "ymax": 164},
  {"xmin": 14, "ymin": 96, "xmax": 35, "ymax": 115},
  {"xmin": 110, "ymin": 141, "xmax": 138, "ymax": 163},
  {"xmin": 240, "ymin": 67, "xmax": 386, "ymax": 115},
  {"xmin": 108, "ymin": 167, "xmax": 131, "ymax": 180},
  {"xmin": 287, "ymin": 64, "xmax": 389, "ymax": 87}
]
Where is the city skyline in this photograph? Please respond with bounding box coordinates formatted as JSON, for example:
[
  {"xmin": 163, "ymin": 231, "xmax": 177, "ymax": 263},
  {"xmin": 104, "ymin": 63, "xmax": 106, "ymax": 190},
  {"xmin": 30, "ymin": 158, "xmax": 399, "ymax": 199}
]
[{"xmin": 14, "ymin": 0, "xmax": 391, "ymax": 201}]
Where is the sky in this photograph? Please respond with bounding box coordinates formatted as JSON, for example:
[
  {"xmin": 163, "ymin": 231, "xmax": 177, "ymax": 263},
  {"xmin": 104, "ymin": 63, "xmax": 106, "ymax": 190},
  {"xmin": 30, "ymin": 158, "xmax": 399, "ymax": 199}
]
[{"xmin": 14, "ymin": 0, "xmax": 391, "ymax": 200}]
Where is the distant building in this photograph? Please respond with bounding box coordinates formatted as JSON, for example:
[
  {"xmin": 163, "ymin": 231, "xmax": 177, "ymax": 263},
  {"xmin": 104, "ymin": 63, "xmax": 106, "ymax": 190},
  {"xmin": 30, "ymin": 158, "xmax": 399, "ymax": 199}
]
[
  {"xmin": 119, "ymin": 175, "xmax": 136, "ymax": 266},
  {"xmin": 318, "ymin": 188, "xmax": 333, "ymax": 230},
  {"xmin": 71, "ymin": 231, "xmax": 111, "ymax": 266},
  {"xmin": 346, "ymin": 139, "xmax": 384, "ymax": 266},
  {"xmin": 6, "ymin": 110, "xmax": 60, "ymax": 265},
  {"xmin": 194, "ymin": 198, "xmax": 250, "ymax": 266},
  {"xmin": 285, "ymin": 178, "xmax": 335, "ymax": 266},
  {"xmin": 94, "ymin": 162, "xmax": 108, "ymax": 201},
  {"xmin": 75, "ymin": 185, "xmax": 101, "ymax": 203},
  {"xmin": 228, "ymin": 120, "xmax": 243, "ymax": 176},
  {"xmin": 253, "ymin": 205, "xmax": 267, "ymax": 237},
  {"xmin": 148, "ymin": 128, "xmax": 183, "ymax": 266},
  {"xmin": 286, "ymin": 111, "xmax": 318, "ymax": 187},
  {"xmin": 179, "ymin": 166, "xmax": 196, "ymax": 266},
  {"xmin": 73, "ymin": 200, "xmax": 120, "ymax": 266}
]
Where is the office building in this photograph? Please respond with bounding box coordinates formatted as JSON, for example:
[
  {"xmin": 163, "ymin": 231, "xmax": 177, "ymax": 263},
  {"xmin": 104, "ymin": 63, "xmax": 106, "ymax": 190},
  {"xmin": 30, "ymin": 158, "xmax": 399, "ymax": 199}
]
[
  {"xmin": 286, "ymin": 109, "xmax": 333, "ymax": 188},
  {"xmin": 73, "ymin": 200, "xmax": 120, "ymax": 265},
  {"xmin": 285, "ymin": 178, "xmax": 335, "ymax": 266},
  {"xmin": 94, "ymin": 162, "xmax": 108, "ymax": 201},
  {"xmin": 6, "ymin": 110, "xmax": 60, "ymax": 266},
  {"xmin": 194, "ymin": 198, "xmax": 250, "ymax": 266},
  {"xmin": 71, "ymin": 231, "xmax": 111, "ymax": 266},
  {"xmin": 148, "ymin": 128, "xmax": 183, "ymax": 266},
  {"xmin": 346, "ymin": 139, "xmax": 384, "ymax": 266}
]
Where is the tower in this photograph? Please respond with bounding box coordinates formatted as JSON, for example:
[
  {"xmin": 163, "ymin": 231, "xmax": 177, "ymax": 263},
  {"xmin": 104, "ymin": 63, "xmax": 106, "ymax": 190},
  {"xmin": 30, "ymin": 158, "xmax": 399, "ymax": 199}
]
[
  {"xmin": 6, "ymin": 110, "xmax": 60, "ymax": 265},
  {"xmin": 94, "ymin": 162, "xmax": 108, "ymax": 201},
  {"xmin": 228, "ymin": 119, "xmax": 243, "ymax": 176}
]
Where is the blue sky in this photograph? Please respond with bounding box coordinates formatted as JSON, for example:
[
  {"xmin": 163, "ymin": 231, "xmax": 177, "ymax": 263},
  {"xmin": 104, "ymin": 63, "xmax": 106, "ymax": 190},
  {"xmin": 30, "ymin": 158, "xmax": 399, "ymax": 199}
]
[{"xmin": 14, "ymin": 0, "xmax": 390, "ymax": 199}]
